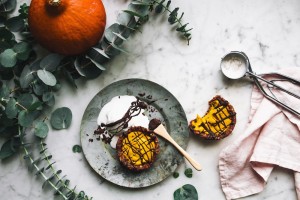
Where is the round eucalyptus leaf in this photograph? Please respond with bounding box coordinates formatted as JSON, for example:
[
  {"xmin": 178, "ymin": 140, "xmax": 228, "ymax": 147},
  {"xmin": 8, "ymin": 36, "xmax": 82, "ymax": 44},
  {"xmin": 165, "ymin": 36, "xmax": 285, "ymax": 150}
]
[
  {"xmin": 0, "ymin": 139, "xmax": 15, "ymax": 160},
  {"xmin": 184, "ymin": 168, "xmax": 193, "ymax": 178},
  {"xmin": 40, "ymin": 53, "xmax": 64, "ymax": 72},
  {"xmin": 117, "ymin": 12, "xmax": 136, "ymax": 30},
  {"xmin": 101, "ymin": 39, "xmax": 121, "ymax": 57},
  {"xmin": 104, "ymin": 24, "xmax": 124, "ymax": 45},
  {"xmin": 86, "ymin": 47, "xmax": 109, "ymax": 67},
  {"xmin": 74, "ymin": 56, "xmax": 102, "ymax": 79},
  {"xmin": 0, "ymin": 0, "xmax": 16, "ymax": 13},
  {"xmin": 85, "ymin": 55, "xmax": 106, "ymax": 71},
  {"xmin": 0, "ymin": 0, "xmax": 8, "ymax": 5},
  {"xmin": 17, "ymin": 93, "xmax": 33, "ymax": 109},
  {"xmin": 173, "ymin": 184, "xmax": 198, "ymax": 200},
  {"xmin": 4, "ymin": 16, "xmax": 24, "ymax": 32},
  {"xmin": 126, "ymin": 3, "xmax": 150, "ymax": 17},
  {"xmin": 32, "ymin": 80, "xmax": 48, "ymax": 96},
  {"xmin": 18, "ymin": 110, "xmax": 35, "ymax": 127},
  {"xmin": 34, "ymin": 121, "xmax": 49, "ymax": 139},
  {"xmin": 72, "ymin": 145, "xmax": 82, "ymax": 153},
  {"xmin": 30, "ymin": 58, "xmax": 41, "ymax": 71},
  {"xmin": 0, "ymin": 49, "xmax": 17, "ymax": 68},
  {"xmin": 20, "ymin": 64, "xmax": 35, "ymax": 88},
  {"xmin": 0, "ymin": 83, "xmax": 9, "ymax": 99},
  {"xmin": 37, "ymin": 69, "xmax": 57, "ymax": 86},
  {"xmin": 13, "ymin": 42, "xmax": 31, "ymax": 61},
  {"xmin": 42, "ymin": 92, "xmax": 55, "ymax": 107},
  {"xmin": 0, "ymin": 28, "xmax": 14, "ymax": 41},
  {"xmin": 28, "ymin": 101, "xmax": 43, "ymax": 111},
  {"xmin": 5, "ymin": 98, "xmax": 18, "ymax": 119},
  {"xmin": 50, "ymin": 107, "xmax": 72, "ymax": 130}
]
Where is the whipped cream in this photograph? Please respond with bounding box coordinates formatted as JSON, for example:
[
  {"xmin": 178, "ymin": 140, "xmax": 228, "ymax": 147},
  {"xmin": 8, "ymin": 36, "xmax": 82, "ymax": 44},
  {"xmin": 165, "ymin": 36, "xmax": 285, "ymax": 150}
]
[{"xmin": 97, "ymin": 95, "xmax": 149, "ymax": 130}]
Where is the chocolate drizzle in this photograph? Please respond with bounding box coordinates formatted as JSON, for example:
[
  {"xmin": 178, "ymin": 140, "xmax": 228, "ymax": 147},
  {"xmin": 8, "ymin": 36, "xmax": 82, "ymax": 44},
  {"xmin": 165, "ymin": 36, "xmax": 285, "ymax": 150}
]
[
  {"xmin": 189, "ymin": 95, "xmax": 236, "ymax": 140},
  {"xmin": 94, "ymin": 97, "xmax": 148, "ymax": 144}
]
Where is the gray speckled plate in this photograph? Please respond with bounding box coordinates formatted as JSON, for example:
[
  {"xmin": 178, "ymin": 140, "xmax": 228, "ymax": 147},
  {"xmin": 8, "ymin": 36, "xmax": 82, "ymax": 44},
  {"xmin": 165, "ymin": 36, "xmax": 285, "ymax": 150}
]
[{"xmin": 80, "ymin": 79, "xmax": 189, "ymax": 188}]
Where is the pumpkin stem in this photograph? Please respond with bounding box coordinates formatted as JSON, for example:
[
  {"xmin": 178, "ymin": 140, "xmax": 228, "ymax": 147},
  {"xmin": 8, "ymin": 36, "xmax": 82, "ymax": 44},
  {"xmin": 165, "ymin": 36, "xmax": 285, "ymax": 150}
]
[{"xmin": 47, "ymin": 0, "xmax": 61, "ymax": 6}]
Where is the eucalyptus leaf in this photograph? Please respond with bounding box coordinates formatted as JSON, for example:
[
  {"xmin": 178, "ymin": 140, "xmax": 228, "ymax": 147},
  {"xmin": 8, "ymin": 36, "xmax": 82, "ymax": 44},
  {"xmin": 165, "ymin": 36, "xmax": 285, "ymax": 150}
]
[
  {"xmin": 184, "ymin": 168, "xmax": 193, "ymax": 178},
  {"xmin": 34, "ymin": 121, "xmax": 49, "ymax": 139},
  {"xmin": 125, "ymin": 3, "xmax": 150, "ymax": 18},
  {"xmin": 0, "ymin": 49, "xmax": 17, "ymax": 68},
  {"xmin": 88, "ymin": 47, "xmax": 110, "ymax": 64},
  {"xmin": 0, "ymin": 28, "xmax": 14, "ymax": 41},
  {"xmin": 18, "ymin": 110, "xmax": 35, "ymax": 127},
  {"xmin": 50, "ymin": 107, "xmax": 72, "ymax": 130},
  {"xmin": 5, "ymin": 97, "xmax": 18, "ymax": 119},
  {"xmin": 72, "ymin": 145, "xmax": 82, "ymax": 153},
  {"xmin": 20, "ymin": 64, "xmax": 35, "ymax": 88},
  {"xmin": 40, "ymin": 53, "xmax": 64, "ymax": 72},
  {"xmin": 74, "ymin": 56, "xmax": 102, "ymax": 79},
  {"xmin": 37, "ymin": 69, "xmax": 57, "ymax": 86},
  {"xmin": 28, "ymin": 101, "xmax": 43, "ymax": 111},
  {"xmin": 5, "ymin": 16, "xmax": 24, "ymax": 32},
  {"xmin": 104, "ymin": 24, "xmax": 124, "ymax": 45},
  {"xmin": 61, "ymin": 67, "xmax": 77, "ymax": 89},
  {"xmin": 85, "ymin": 55, "xmax": 106, "ymax": 71},
  {"xmin": 0, "ymin": 0, "xmax": 16, "ymax": 13},
  {"xmin": 42, "ymin": 92, "xmax": 55, "ymax": 107},
  {"xmin": 0, "ymin": 139, "xmax": 15, "ymax": 160},
  {"xmin": 32, "ymin": 80, "xmax": 48, "ymax": 96},
  {"xmin": 17, "ymin": 93, "xmax": 33, "ymax": 109},
  {"xmin": 173, "ymin": 184, "xmax": 198, "ymax": 200},
  {"xmin": 0, "ymin": 0, "xmax": 8, "ymax": 5},
  {"xmin": 13, "ymin": 42, "xmax": 31, "ymax": 60},
  {"xmin": 0, "ymin": 82, "xmax": 9, "ymax": 98},
  {"xmin": 117, "ymin": 12, "xmax": 137, "ymax": 30},
  {"xmin": 101, "ymin": 39, "xmax": 121, "ymax": 57}
]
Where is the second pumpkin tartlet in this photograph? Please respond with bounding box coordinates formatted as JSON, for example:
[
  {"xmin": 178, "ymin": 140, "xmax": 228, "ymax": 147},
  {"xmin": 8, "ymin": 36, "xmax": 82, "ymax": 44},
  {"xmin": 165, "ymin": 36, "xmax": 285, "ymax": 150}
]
[{"xmin": 189, "ymin": 95, "xmax": 236, "ymax": 140}]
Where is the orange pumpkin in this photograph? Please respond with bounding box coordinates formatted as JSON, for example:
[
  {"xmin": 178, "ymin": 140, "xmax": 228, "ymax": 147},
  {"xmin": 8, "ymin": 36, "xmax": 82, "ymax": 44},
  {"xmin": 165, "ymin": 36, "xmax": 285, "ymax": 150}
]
[{"xmin": 28, "ymin": 0, "xmax": 106, "ymax": 55}]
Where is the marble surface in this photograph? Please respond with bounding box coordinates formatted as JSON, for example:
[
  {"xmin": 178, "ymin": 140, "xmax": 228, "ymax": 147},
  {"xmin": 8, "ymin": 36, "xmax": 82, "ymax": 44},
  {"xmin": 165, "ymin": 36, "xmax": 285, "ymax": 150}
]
[{"xmin": 1, "ymin": 0, "xmax": 300, "ymax": 199}]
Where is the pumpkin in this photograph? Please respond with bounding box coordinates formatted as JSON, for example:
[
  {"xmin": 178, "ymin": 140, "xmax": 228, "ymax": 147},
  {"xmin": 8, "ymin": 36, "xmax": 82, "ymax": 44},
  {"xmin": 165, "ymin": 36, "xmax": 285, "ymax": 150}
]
[{"xmin": 28, "ymin": 0, "xmax": 106, "ymax": 55}]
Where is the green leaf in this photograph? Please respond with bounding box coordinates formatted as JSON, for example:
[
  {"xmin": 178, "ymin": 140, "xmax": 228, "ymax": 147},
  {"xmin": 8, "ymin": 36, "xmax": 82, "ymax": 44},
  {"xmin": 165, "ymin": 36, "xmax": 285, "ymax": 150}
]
[
  {"xmin": 0, "ymin": 82, "xmax": 9, "ymax": 98},
  {"xmin": 42, "ymin": 92, "xmax": 55, "ymax": 107},
  {"xmin": 101, "ymin": 39, "xmax": 121, "ymax": 57},
  {"xmin": 174, "ymin": 184, "xmax": 198, "ymax": 200},
  {"xmin": 173, "ymin": 172, "xmax": 179, "ymax": 178},
  {"xmin": 17, "ymin": 93, "xmax": 33, "ymax": 109},
  {"xmin": 0, "ymin": 0, "xmax": 16, "ymax": 13},
  {"xmin": 0, "ymin": 0, "xmax": 8, "ymax": 5},
  {"xmin": 117, "ymin": 12, "xmax": 137, "ymax": 30},
  {"xmin": 104, "ymin": 24, "xmax": 124, "ymax": 45},
  {"xmin": 19, "ymin": 64, "xmax": 35, "ymax": 88},
  {"xmin": 0, "ymin": 49, "xmax": 17, "ymax": 68},
  {"xmin": 18, "ymin": 110, "xmax": 35, "ymax": 127},
  {"xmin": 184, "ymin": 168, "xmax": 193, "ymax": 178},
  {"xmin": 34, "ymin": 121, "xmax": 49, "ymax": 139},
  {"xmin": 40, "ymin": 53, "xmax": 64, "ymax": 72},
  {"xmin": 50, "ymin": 107, "xmax": 72, "ymax": 130},
  {"xmin": 28, "ymin": 101, "xmax": 43, "ymax": 111},
  {"xmin": 0, "ymin": 28, "xmax": 14, "ymax": 41},
  {"xmin": 0, "ymin": 139, "xmax": 15, "ymax": 160},
  {"xmin": 125, "ymin": 3, "xmax": 150, "ymax": 18},
  {"xmin": 85, "ymin": 55, "xmax": 106, "ymax": 71},
  {"xmin": 5, "ymin": 97, "xmax": 18, "ymax": 119},
  {"xmin": 37, "ymin": 69, "xmax": 57, "ymax": 86},
  {"xmin": 72, "ymin": 145, "xmax": 82, "ymax": 153},
  {"xmin": 13, "ymin": 42, "xmax": 31, "ymax": 60},
  {"xmin": 5, "ymin": 16, "xmax": 24, "ymax": 32},
  {"xmin": 74, "ymin": 56, "xmax": 102, "ymax": 79}
]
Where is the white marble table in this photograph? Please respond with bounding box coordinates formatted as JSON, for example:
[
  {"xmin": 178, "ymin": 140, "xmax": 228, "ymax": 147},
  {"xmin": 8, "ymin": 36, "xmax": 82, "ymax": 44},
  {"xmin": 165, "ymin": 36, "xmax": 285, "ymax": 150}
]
[{"xmin": 1, "ymin": 0, "xmax": 300, "ymax": 199}]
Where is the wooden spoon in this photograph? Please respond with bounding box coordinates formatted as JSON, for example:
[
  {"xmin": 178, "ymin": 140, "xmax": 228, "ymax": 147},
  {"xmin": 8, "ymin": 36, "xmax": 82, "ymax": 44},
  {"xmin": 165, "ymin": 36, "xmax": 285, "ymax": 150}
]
[{"xmin": 150, "ymin": 119, "xmax": 202, "ymax": 171}]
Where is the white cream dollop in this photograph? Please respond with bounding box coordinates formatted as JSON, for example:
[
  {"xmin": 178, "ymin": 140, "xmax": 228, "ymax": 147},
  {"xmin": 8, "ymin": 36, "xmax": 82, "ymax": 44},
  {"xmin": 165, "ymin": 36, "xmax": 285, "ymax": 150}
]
[{"xmin": 97, "ymin": 95, "xmax": 149, "ymax": 130}]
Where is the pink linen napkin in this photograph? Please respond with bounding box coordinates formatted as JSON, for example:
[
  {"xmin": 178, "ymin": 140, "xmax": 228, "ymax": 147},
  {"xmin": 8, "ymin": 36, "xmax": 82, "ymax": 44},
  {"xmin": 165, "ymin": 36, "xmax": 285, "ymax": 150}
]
[{"xmin": 219, "ymin": 68, "xmax": 300, "ymax": 200}]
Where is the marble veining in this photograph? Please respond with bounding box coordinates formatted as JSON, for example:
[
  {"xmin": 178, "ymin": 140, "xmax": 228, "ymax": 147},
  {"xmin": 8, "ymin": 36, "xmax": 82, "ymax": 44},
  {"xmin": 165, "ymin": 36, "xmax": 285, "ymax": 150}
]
[{"xmin": 1, "ymin": 0, "xmax": 300, "ymax": 199}]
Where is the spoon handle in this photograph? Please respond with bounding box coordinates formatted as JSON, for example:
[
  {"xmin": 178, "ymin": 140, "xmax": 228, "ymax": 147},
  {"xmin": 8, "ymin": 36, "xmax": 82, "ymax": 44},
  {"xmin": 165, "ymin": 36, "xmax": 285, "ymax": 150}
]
[{"xmin": 155, "ymin": 125, "xmax": 202, "ymax": 171}]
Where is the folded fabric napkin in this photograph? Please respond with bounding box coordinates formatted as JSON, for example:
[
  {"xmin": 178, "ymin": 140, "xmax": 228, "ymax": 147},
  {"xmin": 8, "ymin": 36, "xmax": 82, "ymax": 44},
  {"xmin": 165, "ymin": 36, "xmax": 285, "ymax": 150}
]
[{"xmin": 219, "ymin": 68, "xmax": 300, "ymax": 200}]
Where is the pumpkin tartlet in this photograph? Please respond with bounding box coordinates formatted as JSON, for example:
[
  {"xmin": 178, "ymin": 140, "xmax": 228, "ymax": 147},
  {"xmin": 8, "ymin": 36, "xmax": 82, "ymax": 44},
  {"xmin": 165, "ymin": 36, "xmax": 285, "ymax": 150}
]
[
  {"xmin": 116, "ymin": 126, "xmax": 159, "ymax": 171},
  {"xmin": 189, "ymin": 95, "xmax": 236, "ymax": 140}
]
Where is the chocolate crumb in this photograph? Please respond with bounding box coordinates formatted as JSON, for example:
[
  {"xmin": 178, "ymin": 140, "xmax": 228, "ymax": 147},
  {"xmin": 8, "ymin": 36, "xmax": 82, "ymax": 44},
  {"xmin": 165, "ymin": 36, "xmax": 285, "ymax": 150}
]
[
  {"xmin": 138, "ymin": 92, "xmax": 145, "ymax": 97},
  {"xmin": 149, "ymin": 118, "xmax": 161, "ymax": 130}
]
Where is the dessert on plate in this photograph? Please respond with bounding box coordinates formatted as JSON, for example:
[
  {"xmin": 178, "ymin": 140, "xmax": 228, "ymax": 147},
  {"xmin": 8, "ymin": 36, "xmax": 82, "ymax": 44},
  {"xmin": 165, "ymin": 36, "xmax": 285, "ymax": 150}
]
[
  {"xmin": 116, "ymin": 126, "xmax": 160, "ymax": 171},
  {"xmin": 94, "ymin": 95, "xmax": 160, "ymax": 171},
  {"xmin": 189, "ymin": 95, "xmax": 236, "ymax": 140}
]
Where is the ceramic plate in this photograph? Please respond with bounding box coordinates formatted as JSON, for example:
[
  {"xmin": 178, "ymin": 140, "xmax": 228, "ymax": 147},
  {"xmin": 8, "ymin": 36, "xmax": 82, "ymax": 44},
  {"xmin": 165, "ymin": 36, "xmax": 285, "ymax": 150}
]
[{"xmin": 80, "ymin": 79, "xmax": 189, "ymax": 188}]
